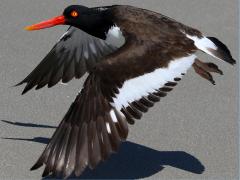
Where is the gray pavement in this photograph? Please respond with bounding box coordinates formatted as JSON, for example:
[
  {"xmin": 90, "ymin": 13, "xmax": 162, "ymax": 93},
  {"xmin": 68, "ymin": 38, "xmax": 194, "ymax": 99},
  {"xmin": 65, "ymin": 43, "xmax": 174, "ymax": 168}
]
[{"xmin": 0, "ymin": 0, "xmax": 238, "ymax": 179}]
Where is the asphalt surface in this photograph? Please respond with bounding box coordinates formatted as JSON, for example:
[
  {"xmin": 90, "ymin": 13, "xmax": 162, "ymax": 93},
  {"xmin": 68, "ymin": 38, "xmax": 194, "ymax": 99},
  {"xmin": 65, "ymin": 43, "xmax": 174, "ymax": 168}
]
[{"xmin": 0, "ymin": 0, "xmax": 238, "ymax": 180}]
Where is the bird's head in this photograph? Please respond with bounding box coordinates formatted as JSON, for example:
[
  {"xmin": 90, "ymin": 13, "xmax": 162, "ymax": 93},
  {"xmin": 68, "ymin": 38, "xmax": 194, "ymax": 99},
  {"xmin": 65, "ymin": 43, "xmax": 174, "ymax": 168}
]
[{"xmin": 25, "ymin": 5, "xmax": 114, "ymax": 39}]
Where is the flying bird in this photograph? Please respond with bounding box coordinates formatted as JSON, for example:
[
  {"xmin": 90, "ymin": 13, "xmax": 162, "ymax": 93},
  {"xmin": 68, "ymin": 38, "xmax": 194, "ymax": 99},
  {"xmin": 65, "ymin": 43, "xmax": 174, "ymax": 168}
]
[{"xmin": 17, "ymin": 4, "xmax": 235, "ymax": 179}]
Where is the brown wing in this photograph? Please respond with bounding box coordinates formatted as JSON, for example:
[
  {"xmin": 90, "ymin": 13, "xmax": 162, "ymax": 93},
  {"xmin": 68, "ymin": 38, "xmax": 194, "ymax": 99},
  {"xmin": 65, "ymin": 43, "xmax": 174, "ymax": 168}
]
[
  {"xmin": 30, "ymin": 34, "xmax": 196, "ymax": 178},
  {"xmin": 30, "ymin": 38, "xmax": 153, "ymax": 178},
  {"xmin": 28, "ymin": 34, "xmax": 134, "ymax": 176},
  {"xmin": 16, "ymin": 27, "xmax": 119, "ymax": 94},
  {"xmin": 31, "ymin": 73, "xmax": 129, "ymax": 178}
]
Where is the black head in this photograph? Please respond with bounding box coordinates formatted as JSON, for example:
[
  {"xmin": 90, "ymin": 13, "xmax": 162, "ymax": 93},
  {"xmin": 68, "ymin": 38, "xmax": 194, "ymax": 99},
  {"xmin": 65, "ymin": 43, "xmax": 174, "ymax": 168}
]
[
  {"xmin": 25, "ymin": 5, "xmax": 115, "ymax": 40},
  {"xmin": 63, "ymin": 5, "xmax": 114, "ymax": 39},
  {"xmin": 63, "ymin": 5, "xmax": 91, "ymax": 25}
]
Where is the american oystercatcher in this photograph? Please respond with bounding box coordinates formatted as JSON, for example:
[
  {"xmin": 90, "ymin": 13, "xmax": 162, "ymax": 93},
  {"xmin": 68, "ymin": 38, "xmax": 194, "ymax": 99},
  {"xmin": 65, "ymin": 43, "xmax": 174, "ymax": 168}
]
[{"xmin": 17, "ymin": 4, "xmax": 235, "ymax": 178}]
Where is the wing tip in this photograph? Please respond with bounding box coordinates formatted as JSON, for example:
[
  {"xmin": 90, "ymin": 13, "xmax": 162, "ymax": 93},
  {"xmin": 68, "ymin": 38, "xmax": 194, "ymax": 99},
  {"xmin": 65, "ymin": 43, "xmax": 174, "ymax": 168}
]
[
  {"xmin": 30, "ymin": 161, "xmax": 43, "ymax": 171},
  {"xmin": 21, "ymin": 86, "xmax": 32, "ymax": 95},
  {"xmin": 14, "ymin": 80, "xmax": 26, "ymax": 87},
  {"xmin": 14, "ymin": 80, "xmax": 33, "ymax": 95}
]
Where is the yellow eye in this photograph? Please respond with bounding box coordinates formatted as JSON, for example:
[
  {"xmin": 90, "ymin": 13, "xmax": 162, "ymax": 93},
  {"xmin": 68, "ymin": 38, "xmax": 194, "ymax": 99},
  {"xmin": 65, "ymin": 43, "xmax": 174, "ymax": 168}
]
[{"xmin": 71, "ymin": 11, "xmax": 78, "ymax": 17}]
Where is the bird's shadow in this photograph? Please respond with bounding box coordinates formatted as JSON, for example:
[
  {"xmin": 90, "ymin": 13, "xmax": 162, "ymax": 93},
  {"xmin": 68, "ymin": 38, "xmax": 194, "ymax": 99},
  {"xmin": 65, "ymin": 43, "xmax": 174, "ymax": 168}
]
[
  {"xmin": 78, "ymin": 141, "xmax": 205, "ymax": 179},
  {"xmin": 1, "ymin": 120, "xmax": 56, "ymax": 129},
  {"xmin": 2, "ymin": 120, "xmax": 205, "ymax": 179}
]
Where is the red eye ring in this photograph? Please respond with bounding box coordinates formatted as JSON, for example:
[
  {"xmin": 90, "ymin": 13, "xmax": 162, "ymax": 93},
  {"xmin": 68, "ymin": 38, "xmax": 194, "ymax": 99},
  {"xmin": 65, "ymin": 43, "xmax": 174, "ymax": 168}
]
[{"xmin": 71, "ymin": 11, "xmax": 78, "ymax": 17}]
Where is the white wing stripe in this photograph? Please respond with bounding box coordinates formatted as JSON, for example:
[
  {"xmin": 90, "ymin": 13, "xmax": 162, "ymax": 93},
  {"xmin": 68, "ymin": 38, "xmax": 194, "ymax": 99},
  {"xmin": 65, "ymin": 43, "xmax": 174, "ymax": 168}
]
[{"xmin": 112, "ymin": 55, "xmax": 196, "ymax": 110}]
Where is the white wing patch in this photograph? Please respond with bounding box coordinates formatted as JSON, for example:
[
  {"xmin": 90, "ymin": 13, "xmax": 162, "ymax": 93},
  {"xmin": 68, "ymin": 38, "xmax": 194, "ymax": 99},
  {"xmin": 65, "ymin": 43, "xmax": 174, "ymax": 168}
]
[
  {"xmin": 106, "ymin": 25, "xmax": 126, "ymax": 48},
  {"xmin": 112, "ymin": 55, "xmax": 196, "ymax": 110},
  {"xmin": 106, "ymin": 122, "xmax": 111, "ymax": 134},
  {"xmin": 110, "ymin": 110, "xmax": 118, "ymax": 123}
]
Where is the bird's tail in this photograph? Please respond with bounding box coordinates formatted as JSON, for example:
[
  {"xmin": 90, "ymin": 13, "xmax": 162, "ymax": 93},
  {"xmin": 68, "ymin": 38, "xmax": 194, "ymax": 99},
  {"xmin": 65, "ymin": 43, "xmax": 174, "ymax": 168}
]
[
  {"xmin": 30, "ymin": 73, "xmax": 128, "ymax": 178},
  {"xmin": 187, "ymin": 35, "xmax": 236, "ymax": 84},
  {"xmin": 187, "ymin": 35, "xmax": 236, "ymax": 65}
]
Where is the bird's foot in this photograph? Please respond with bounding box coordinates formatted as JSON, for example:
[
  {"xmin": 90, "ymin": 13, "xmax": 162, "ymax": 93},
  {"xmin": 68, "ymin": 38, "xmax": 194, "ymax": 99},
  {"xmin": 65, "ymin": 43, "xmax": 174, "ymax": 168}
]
[
  {"xmin": 194, "ymin": 59, "xmax": 223, "ymax": 75},
  {"xmin": 193, "ymin": 58, "xmax": 224, "ymax": 85}
]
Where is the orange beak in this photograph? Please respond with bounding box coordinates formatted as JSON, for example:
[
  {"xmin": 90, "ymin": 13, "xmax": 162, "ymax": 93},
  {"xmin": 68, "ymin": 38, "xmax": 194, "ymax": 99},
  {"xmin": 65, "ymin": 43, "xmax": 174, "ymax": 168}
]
[{"xmin": 24, "ymin": 15, "xmax": 65, "ymax": 31}]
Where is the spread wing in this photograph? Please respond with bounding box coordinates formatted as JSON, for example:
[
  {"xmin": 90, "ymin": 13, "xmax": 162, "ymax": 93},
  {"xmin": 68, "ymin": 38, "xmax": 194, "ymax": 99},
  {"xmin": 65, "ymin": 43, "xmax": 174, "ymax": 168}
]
[
  {"xmin": 30, "ymin": 29, "xmax": 235, "ymax": 178},
  {"xmin": 17, "ymin": 27, "xmax": 120, "ymax": 94},
  {"xmin": 30, "ymin": 38, "xmax": 198, "ymax": 178},
  {"xmin": 31, "ymin": 73, "xmax": 129, "ymax": 178}
]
